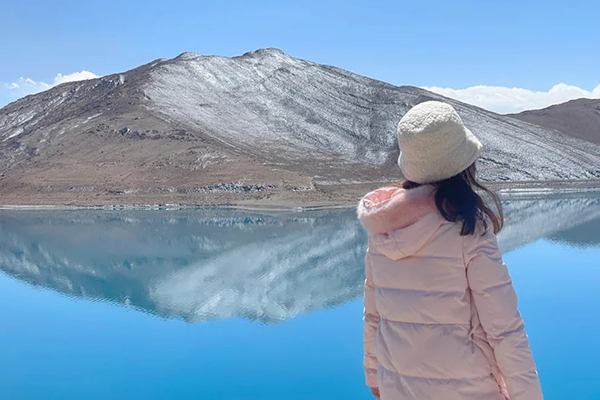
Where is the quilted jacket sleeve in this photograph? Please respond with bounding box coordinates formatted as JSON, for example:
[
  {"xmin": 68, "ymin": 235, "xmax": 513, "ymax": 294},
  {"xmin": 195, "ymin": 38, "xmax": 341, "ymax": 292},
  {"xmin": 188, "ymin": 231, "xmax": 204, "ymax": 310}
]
[
  {"xmin": 464, "ymin": 225, "xmax": 544, "ymax": 400},
  {"xmin": 364, "ymin": 246, "xmax": 380, "ymax": 388}
]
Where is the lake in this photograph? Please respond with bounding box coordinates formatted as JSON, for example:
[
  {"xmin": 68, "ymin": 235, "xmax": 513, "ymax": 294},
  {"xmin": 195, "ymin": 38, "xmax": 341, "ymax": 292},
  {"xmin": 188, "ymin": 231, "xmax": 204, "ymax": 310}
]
[{"xmin": 1, "ymin": 192, "xmax": 599, "ymax": 400}]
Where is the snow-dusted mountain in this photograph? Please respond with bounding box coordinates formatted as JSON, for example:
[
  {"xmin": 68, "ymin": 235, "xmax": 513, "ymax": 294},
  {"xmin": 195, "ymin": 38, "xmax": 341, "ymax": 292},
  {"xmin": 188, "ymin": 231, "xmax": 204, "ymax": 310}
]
[
  {"xmin": 1, "ymin": 193, "xmax": 598, "ymax": 323},
  {"xmin": 0, "ymin": 49, "xmax": 599, "ymax": 206}
]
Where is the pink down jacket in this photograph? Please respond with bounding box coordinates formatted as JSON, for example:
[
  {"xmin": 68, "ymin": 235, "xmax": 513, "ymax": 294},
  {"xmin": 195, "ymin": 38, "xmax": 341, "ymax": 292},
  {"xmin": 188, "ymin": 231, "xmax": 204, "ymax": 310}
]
[{"xmin": 357, "ymin": 185, "xmax": 543, "ymax": 400}]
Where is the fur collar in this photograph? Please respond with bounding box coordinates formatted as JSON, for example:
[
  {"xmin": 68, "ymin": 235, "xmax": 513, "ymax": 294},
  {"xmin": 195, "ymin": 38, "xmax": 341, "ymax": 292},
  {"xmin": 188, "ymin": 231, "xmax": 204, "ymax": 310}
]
[{"xmin": 357, "ymin": 185, "xmax": 437, "ymax": 235}]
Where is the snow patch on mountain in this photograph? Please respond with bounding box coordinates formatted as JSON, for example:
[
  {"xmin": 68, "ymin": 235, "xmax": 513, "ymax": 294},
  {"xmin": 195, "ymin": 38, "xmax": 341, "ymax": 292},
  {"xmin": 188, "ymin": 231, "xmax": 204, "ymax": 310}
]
[{"xmin": 143, "ymin": 50, "xmax": 600, "ymax": 181}]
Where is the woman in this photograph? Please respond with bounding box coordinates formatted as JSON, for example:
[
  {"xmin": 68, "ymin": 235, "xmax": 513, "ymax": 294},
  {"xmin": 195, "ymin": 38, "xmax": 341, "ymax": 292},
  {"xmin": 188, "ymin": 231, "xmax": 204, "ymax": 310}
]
[{"xmin": 358, "ymin": 101, "xmax": 543, "ymax": 400}]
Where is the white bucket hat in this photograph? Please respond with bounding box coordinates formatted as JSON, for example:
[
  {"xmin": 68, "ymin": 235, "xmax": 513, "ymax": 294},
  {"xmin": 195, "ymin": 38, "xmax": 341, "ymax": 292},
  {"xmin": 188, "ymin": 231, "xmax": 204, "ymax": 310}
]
[{"xmin": 397, "ymin": 101, "xmax": 483, "ymax": 184}]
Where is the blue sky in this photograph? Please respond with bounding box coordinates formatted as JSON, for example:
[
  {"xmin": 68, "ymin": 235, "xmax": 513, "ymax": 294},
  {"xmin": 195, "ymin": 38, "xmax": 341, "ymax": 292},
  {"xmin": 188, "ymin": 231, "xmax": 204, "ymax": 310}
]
[{"xmin": 1, "ymin": 0, "xmax": 599, "ymax": 112}]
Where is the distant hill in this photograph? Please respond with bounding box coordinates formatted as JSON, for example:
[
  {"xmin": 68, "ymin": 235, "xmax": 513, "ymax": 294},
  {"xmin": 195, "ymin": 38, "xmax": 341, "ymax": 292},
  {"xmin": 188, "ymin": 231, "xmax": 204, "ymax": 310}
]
[
  {"xmin": 508, "ymin": 98, "xmax": 600, "ymax": 145},
  {"xmin": 1, "ymin": 49, "xmax": 600, "ymax": 206}
]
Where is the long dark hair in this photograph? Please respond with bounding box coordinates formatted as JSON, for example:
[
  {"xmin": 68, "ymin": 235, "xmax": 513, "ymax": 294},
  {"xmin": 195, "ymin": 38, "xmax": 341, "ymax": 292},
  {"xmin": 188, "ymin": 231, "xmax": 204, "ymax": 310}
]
[{"xmin": 402, "ymin": 163, "xmax": 503, "ymax": 236}]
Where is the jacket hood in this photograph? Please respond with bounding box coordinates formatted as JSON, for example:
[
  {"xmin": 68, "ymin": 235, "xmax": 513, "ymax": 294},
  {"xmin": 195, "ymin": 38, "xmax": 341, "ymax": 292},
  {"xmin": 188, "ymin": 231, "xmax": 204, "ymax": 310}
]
[
  {"xmin": 357, "ymin": 185, "xmax": 444, "ymax": 259},
  {"xmin": 357, "ymin": 185, "xmax": 437, "ymax": 235}
]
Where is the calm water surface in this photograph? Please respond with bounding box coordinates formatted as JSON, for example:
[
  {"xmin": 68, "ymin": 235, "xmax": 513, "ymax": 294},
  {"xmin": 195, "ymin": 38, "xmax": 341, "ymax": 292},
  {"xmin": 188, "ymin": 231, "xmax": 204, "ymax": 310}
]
[{"xmin": 1, "ymin": 193, "xmax": 599, "ymax": 400}]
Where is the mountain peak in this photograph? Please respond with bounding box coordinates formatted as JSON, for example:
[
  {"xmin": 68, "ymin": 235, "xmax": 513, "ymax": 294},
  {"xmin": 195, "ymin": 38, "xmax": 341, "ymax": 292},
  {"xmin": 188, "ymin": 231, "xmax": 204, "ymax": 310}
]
[
  {"xmin": 238, "ymin": 48, "xmax": 287, "ymax": 58},
  {"xmin": 170, "ymin": 48, "xmax": 289, "ymax": 64},
  {"xmin": 174, "ymin": 52, "xmax": 202, "ymax": 61}
]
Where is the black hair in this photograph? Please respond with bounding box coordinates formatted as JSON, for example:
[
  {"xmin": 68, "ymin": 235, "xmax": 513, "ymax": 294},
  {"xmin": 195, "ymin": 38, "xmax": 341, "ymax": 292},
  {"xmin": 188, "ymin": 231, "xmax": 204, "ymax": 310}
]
[{"xmin": 402, "ymin": 163, "xmax": 503, "ymax": 235}]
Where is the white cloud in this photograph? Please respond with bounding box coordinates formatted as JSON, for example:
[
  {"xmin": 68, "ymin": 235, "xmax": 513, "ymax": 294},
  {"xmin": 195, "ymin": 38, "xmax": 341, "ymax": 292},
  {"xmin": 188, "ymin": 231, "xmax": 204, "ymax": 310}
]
[
  {"xmin": 53, "ymin": 71, "xmax": 99, "ymax": 85},
  {"xmin": 4, "ymin": 71, "xmax": 99, "ymax": 99},
  {"xmin": 422, "ymin": 83, "xmax": 600, "ymax": 114},
  {"xmin": 4, "ymin": 77, "xmax": 51, "ymax": 94}
]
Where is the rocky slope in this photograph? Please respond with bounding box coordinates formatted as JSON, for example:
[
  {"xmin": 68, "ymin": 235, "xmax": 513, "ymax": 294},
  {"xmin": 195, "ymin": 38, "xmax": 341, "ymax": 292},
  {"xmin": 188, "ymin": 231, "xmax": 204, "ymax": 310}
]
[
  {"xmin": 1, "ymin": 49, "xmax": 600, "ymax": 206},
  {"xmin": 509, "ymin": 98, "xmax": 600, "ymax": 145},
  {"xmin": 1, "ymin": 193, "xmax": 599, "ymax": 323}
]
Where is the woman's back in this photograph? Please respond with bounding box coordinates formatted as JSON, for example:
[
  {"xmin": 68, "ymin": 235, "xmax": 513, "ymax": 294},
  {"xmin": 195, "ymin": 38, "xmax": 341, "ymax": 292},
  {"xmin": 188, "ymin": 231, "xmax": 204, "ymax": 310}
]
[
  {"xmin": 359, "ymin": 101, "xmax": 543, "ymax": 400},
  {"xmin": 360, "ymin": 186, "xmax": 514, "ymax": 399}
]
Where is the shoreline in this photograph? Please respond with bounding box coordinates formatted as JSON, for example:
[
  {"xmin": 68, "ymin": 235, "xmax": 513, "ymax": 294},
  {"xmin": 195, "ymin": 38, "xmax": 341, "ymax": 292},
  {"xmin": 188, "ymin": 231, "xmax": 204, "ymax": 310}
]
[{"xmin": 2, "ymin": 181, "xmax": 600, "ymax": 211}]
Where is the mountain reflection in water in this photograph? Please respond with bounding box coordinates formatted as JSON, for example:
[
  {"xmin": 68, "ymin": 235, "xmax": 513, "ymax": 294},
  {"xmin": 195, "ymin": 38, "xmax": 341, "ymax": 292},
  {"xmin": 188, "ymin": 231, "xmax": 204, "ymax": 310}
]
[{"xmin": 0, "ymin": 192, "xmax": 599, "ymax": 323}]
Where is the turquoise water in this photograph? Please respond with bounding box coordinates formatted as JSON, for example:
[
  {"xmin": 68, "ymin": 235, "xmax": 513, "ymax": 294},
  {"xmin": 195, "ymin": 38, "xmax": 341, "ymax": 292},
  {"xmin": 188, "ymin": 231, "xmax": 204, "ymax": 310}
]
[{"xmin": 0, "ymin": 194, "xmax": 599, "ymax": 400}]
